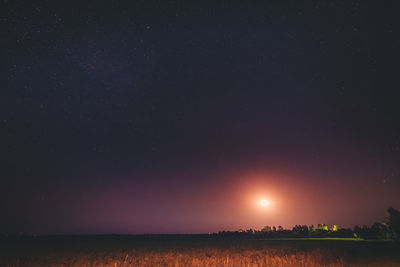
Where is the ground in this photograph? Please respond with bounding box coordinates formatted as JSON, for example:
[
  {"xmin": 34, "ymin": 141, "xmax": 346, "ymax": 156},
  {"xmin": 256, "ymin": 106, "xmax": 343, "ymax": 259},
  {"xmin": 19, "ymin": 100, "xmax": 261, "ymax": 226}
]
[{"xmin": 1, "ymin": 236, "xmax": 400, "ymax": 266}]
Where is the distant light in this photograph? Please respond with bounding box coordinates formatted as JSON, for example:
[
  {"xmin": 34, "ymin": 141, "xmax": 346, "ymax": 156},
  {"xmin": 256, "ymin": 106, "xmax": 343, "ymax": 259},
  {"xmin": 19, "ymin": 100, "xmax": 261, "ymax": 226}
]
[{"xmin": 260, "ymin": 199, "xmax": 269, "ymax": 207}]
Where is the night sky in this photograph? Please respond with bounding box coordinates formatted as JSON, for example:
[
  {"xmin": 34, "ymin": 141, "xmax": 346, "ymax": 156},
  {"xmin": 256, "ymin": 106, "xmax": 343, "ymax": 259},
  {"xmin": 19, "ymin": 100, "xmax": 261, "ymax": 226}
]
[{"xmin": 2, "ymin": 1, "xmax": 400, "ymax": 234}]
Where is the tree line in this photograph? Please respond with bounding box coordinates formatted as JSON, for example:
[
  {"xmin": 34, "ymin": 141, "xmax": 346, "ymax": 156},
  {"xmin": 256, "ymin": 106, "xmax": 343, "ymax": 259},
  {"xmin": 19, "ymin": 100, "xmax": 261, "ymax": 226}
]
[{"xmin": 217, "ymin": 207, "xmax": 400, "ymax": 240}]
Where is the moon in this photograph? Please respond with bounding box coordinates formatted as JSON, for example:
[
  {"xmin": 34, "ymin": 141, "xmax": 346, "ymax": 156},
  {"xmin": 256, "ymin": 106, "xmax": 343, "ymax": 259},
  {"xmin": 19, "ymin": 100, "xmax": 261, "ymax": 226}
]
[{"xmin": 260, "ymin": 199, "xmax": 269, "ymax": 207}]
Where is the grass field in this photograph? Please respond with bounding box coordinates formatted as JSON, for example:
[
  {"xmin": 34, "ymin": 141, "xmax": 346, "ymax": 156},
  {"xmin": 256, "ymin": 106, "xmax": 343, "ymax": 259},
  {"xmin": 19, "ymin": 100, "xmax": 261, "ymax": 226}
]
[{"xmin": 1, "ymin": 236, "xmax": 400, "ymax": 266}]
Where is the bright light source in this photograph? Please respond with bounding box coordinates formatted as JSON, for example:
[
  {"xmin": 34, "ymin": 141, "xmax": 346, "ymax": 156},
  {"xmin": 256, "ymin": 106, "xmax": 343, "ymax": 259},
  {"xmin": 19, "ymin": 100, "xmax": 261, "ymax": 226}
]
[{"xmin": 260, "ymin": 199, "xmax": 269, "ymax": 207}]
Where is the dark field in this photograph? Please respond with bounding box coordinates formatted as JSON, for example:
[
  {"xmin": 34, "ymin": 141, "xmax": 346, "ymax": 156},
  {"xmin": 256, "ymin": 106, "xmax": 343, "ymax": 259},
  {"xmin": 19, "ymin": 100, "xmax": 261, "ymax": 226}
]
[{"xmin": 1, "ymin": 236, "xmax": 400, "ymax": 266}]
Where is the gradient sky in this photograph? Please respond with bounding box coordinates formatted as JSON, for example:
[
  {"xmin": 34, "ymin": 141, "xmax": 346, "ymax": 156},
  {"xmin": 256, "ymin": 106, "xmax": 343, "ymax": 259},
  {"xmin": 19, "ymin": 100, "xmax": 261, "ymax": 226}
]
[{"xmin": 1, "ymin": 1, "xmax": 400, "ymax": 234}]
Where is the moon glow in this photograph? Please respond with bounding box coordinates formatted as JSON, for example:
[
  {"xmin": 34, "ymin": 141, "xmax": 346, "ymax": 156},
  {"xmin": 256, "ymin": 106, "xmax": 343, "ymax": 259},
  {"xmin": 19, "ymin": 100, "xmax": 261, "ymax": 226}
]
[{"xmin": 260, "ymin": 199, "xmax": 269, "ymax": 207}]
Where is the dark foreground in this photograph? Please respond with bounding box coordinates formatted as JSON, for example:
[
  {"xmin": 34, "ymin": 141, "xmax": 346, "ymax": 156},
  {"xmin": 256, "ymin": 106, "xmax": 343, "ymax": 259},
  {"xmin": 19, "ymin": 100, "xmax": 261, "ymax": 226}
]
[{"xmin": 1, "ymin": 235, "xmax": 400, "ymax": 266}]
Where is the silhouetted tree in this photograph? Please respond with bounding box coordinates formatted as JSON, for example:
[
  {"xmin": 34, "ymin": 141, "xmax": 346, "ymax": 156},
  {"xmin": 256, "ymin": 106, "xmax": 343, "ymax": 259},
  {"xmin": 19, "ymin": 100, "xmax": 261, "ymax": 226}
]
[
  {"xmin": 247, "ymin": 228, "xmax": 255, "ymax": 235},
  {"xmin": 388, "ymin": 207, "xmax": 400, "ymax": 240},
  {"xmin": 292, "ymin": 225, "xmax": 309, "ymax": 237},
  {"xmin": 370, "ymin": 222, "xmax": 389, "ymax": 240},
  {"xmin": 353, "ymin": 225, "xmax": 361, "ymax": 239},
  {"xmin": 261, "ymin": 226, "xmax": 272, "ymax": 232}
]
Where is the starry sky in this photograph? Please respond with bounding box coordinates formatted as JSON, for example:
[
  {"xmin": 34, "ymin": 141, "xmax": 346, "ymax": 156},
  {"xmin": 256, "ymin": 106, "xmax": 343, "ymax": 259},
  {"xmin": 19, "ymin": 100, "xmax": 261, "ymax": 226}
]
[{"xmin": 1, "ymin": 1, "xmax": 400, "ymax": 234}]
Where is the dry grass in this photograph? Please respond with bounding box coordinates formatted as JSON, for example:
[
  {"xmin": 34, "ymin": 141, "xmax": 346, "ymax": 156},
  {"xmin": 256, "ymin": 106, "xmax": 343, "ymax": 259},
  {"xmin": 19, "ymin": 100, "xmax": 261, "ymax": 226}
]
[{"xmin": 1, "ymin": 237, "xmax": 400, "ymax": 266}]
